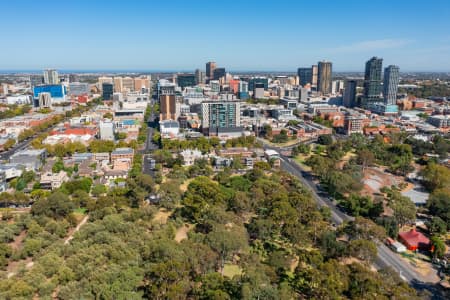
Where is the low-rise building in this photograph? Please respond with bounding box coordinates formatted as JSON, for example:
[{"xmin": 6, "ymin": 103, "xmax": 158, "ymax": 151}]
[
  {"xmin": 180, "ymin": 149, "xmax": 203, "ymax": 166},
  {"xmin": 10, "ymin": 149, "xmax": 46, "ymax": 171},
  {"xmin": 111, "ymin": 148, "xmax": 134, "ymax": 162},
  {"xmin": 40, "ymin": 171, "xmax": 69, "ymax": 190}
]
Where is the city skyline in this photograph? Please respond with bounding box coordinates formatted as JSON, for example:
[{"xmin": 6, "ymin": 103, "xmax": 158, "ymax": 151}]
[{"xmin": 1, "ymin": 0, "xmax": 450, "ymax": 71}]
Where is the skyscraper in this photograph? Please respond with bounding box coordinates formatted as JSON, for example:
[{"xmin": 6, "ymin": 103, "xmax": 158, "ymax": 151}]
[
  {"xmin": 159, "ymin": 94, "xmax": 177, "ymax": 121},
  {"xmin": 383, "ymin": 65, "xmax": 400, "ymax": 105},
  {"xmin": 311, "ymin": 65, "xmax": 318, "ymax": 86},
  {"xmin": 206, "ymin": 61, "xmax": 216, "ymax": 82},
  {"xmin": 213, "ymin": 68, "xmax": 226, "ymax": 80},
  {"xmin": 201, "ymin": 101, "xmax": 242, "ymax": 135},
  {"xmin": 102, "ymin": 83, "xmax": 114, "ymax": 100},
  {"xmin": 177, "ymin": 73, "xmax": 196, "ymax": 89},
  {"xmin": 43, "ymin": 69, "xmax": 59, "ymax": 84},
  {"xmin": 363, "ymin": 57, "xmax": 383, "ymax": 106},
  {"xmin": 343, "ymin": 80, "xmax": 357, "ymax": 107},
  {"xmin": 113, "ymin": 77, "xmax": 123, "ymax": 93},
  {"xmin": 195, "ymin": 69, "xmax": 206, "ymax": 84},
  {"xmin": 297, "ymin": 67, "xmax": 312, "ymax": 86},
  {"xmin": 317, "ymin": 61, "xmax": 332, "ymax": 95}
]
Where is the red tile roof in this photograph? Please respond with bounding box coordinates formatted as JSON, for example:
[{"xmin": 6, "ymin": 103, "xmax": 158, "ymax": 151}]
[{"xmin": 398, "ymin": 228, "xmax": 430, "ymax": 250}]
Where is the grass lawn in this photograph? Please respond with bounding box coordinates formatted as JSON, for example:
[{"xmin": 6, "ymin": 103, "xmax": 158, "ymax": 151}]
[
  {"xmin": 73, "ymin": 208, "xmax": 87, "ymax": 214},
  {"xmin": 293, "ymin": 154, "xmax": 312, "ymax": 171},
  {"xmin": 222, "ymin": 263, "xmax": 242, "ymax": 278}
]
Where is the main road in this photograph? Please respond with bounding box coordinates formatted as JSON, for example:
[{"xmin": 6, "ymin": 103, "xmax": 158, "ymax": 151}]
[{"xmin": 263, "ymin": 142, "xmax": 429, "ymax": 284}]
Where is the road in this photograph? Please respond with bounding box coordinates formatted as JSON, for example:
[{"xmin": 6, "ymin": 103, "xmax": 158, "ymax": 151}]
[
  {"xmin": 142, "ymin": 103, "xmax": 160, "ymax": 176},
  {"xmin": 263, "ymin": 142, "xmax": 428, "ymax": 284}
]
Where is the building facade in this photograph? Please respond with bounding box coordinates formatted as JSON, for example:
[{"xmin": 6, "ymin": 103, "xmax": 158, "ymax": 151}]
[
  {"xmin": 297, "ymin": 67, "xmax": 312, "ymax": 86},
  {"xmin": 383, "ymin": 65, "xmax": 400, "ymax": 106},
  {"xmin": 363, "ymin": 56, "xmax": 383, "ymax": 106},
  {"xmin": 317, "ymin": 61, "xmax": 332, "ymax": 95},
  {"xmin": 343, "ymin": 80, "xmax": 357, "ymax": 107}
]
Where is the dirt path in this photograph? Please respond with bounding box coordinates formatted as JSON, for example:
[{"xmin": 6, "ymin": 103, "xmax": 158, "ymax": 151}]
[
  {"xmin": 152, "ymin": 209, "xmax": 172, "ymax": 225},
  {"xmin": 64, "ymin": 215, "xmax": 89, "ymax": 245},
  {"xmin": 8, "ymin": 230, "xmax": 27, "ymax": 251},
  {"xmin": 174, "ymin": 224, "xmax": 193, "ymax": 243}
]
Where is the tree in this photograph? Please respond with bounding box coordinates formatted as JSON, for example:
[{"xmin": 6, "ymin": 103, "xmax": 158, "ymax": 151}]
[
  {"xmin": 420, "ymin": 162, "xmax": 450, "ymax": 191},
  {"xmin": 427, "ymin": 188, "xmax": 450, "ymax": 227},
  {"xmin": 317, "ymin": 134, "xmax": 333, "ymax": 145},
  {"xmin": 205, "ymin": 224, "xmax": 248, "ymax": 272},
  {"xmin": 31, "ymin": 191, "xmax": 74, "ymax": 219},
  {"xmin": 91, "ymin": 184, "xmax": 107, "ymax": 197},
  {"xmin": 348, "ymin": 239, "xmax": 378, "ymax": 262},
  {"xmin": 427, "ymin": 217, "xmax": 447, "ymax": 235},
  {"xmin": 391, "ymin": 195, "xmax": 416, "ymax": 227},
  {"xmin": 356, "ymin": 149, "xmax": 375, "ymax": 171},
  {"xmin": 430, "ymin": 236, "xmax": 445, "ymax": 259}
]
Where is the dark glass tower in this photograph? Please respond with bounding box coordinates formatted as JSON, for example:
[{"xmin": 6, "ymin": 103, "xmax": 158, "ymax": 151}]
[{"xmin": 363, "ymin": 57, "xmax": 383, "ymax": 106}]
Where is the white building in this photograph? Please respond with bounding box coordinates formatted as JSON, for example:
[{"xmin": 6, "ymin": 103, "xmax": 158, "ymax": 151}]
[
  {"xmin": 99, "ymin": 121, "xmax": 115, "ymax": 141},
  {"xmin": 180, "ymin": 149, "xmax": 203, "ymax": 166}
]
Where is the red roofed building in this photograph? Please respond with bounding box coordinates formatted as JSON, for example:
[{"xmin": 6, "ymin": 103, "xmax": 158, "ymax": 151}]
[{"xmin": 398, "ymin": 228, "xmax": 432, "ymax": 251}]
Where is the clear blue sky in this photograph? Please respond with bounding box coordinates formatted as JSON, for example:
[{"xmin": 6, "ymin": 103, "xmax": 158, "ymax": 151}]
[{"xmin": 1, "ymin": 0, "xmax": 450, "ymax": 71}]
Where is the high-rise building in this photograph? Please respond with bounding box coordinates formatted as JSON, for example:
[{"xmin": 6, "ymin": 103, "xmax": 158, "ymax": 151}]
[
  {"xmin": 177, "ymin": 73, "xmax": 196, "ymax": 89},
  {"xmin": 195, "ymin": 69, "xmax": 205, "ymax": 84},
  {"xmin": 206, "ymin": 61, "xmax": 216, "ymax": 82},
  {"xmin": 113, "ymin": 77, "xmax": 123, "ymax": 93},
  {"xmin": 102, "ymin": 83, "xmax": 114, "ymax": 100},
  {"xmin": 363, "ymin": 57, "xmax": 383, "ymax": 106},
  {"xmin": 201, "ymin": 101, "xmax": 241, "ymax": 134},
  {"xmin": 213, "ymin": 68, "xmax": 226, "ymax": 80},
  {"xmin": 311, "ymin": 65, "xmax": 318, "ymax": 86},
  {"xmin": 297, "ymin": 67, "xmax": 312, "ymax": 86},
  {"xmin": 383, "ymin": 65, "xmax": 400, "ymax": 106},
  {"xmin": 253, "ymin": 83, "xmax": 265, "ymax": 98},
  {"xmin": 122, "ymin": 77, "xmax": 134, "ymax": 92},
  {"xmin": 248, "ymin": 77, "xmax": 268, "ymax": 91},
  {"xmin": 332, "ymin": 80, "xmax": 345, "ymax": 94},
  {"xmin": 134, "ymin": 76, "xmax": 151, "ymax": 92},
  {"xmin": 98, "ymin": 76, "xmax": 113, "ymax": 91},
  {"xmin": 343, "ymin": 80, "xmax": 357, "ymax": 108},
  {"xmin": 159, "ymin": 94, "xmax": 177, "ymax": 121},
  {"xmin": 43, "ymin": 69, "xmax": 59, "ymax": 84},
  {"xmin": 317, "ymin": 61, "xmax": 332, "ymax": 95}
]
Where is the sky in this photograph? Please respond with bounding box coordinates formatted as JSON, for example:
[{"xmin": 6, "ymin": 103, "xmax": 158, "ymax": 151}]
[{"xmin": 1, "ymin": 0, "xmax": 450, "ymax": 72}]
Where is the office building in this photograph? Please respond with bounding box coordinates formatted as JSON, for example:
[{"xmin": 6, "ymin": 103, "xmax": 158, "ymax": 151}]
[
  {"xmin": 213, "ymin": 68, "xmax": 226, "ymax": 80},
  {"xmin": 383, "ymin": 65, "xmax": 400, "ymax": 106},
  {"xmin": 33, "ymin": 84, "xmax": 67, "ymax": 103},
  {"xmin": 297, "ymin": 67, "xmax": 312, "ymax": 86},
  {"xmin": 102, "ymin": 83, "xmax": 114, "ymax": 100},
  {"xmin": 363, "ymin": 57, "xmax": 383, "ymax": 106},
  {"xmin": 177, "ymin": 73, "xmax": 196, "ymax": 89},
  {"xmin": 38, "ymin": 92, "xmax": 52, "ymax": 108},
  {"xmin": 311, "ymin": 65, "xmax": 318, "ymax": 86},
  {"xmin": 114, "ymin": 77, "xmax": 123, "ymax": 93},
  {"xmin": 248, "ymin": 77, "xmax": 268, "ymax": 91},
  {"xmin": 69, "ymin": 82, "xmax": 89, "ymax": 96},
  {"xmin": 331, "ymin": 80, "xmax": 345, "ymax": 94},
  {"xmin": 122, "ymin": 77, "xmax": 134, "ymax": 92},
  {"xmin": 210, "ymin": 80, "xmax": 220, "ymax": 93},
  {"xmin": 195, "ymin": 69, "xmax": 206, "ymax": 84},
  {"xmin": 317, "ymin": 61, "xmax": 332, "ymax": 95},
  {"xmin": 43, "ymin": 69, "xmax": 59, "ymax": 84},
  {"xmin": 134, "ymin": 76, "xmax": 151, "ymax": 92},
  {"xmin": 98, "ymin": 76, "xmax": 113, "ymax": 90},
  {"xmin": 201, "ymin": 101, "xmax": 242, "ymax": 136},
  {"xmin": 100, "ymin": 121, "xmax": 115, "ymax": 141},
  {"xmin": 343, "ymin": 80, "xmax": 357, "ymax": 107},
  {"xmin": 160, "ymin": 94, "xmax": 177, "ymax": 121},
  {"xmin": 254, "ymin": 83, "xmax": 265, "ymax": 98},
  {"xmin": 206, "ymin": 61, "xmax": 216, "ymax": 81}
]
